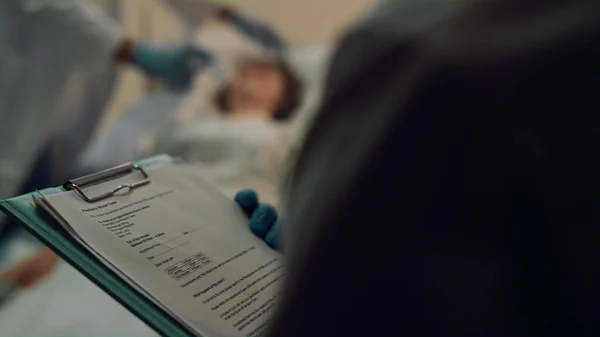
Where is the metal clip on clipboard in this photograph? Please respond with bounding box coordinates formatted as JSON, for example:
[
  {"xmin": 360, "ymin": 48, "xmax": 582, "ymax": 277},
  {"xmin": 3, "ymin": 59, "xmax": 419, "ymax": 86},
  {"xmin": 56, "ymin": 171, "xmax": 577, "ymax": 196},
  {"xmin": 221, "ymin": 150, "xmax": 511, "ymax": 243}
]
[{"xmin": 63, "ymin": 162, "xmax": 151, "ymax": 203}]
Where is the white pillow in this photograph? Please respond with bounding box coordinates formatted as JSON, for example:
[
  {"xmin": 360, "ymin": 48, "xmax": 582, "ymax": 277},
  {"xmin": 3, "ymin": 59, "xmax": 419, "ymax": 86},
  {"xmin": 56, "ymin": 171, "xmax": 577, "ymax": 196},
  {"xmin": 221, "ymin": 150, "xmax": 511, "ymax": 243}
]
[{"xmin": 286, "ymin": 44, "xmax": 333, "ymax": 88}]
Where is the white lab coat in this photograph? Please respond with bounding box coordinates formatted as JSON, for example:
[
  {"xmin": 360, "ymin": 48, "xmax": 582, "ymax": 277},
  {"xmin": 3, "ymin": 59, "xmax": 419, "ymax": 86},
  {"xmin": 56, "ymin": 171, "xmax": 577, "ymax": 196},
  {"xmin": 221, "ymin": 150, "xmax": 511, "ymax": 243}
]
[{"xmin": 0, "ymin": 0, "xmax": 121, "ymax": 199}]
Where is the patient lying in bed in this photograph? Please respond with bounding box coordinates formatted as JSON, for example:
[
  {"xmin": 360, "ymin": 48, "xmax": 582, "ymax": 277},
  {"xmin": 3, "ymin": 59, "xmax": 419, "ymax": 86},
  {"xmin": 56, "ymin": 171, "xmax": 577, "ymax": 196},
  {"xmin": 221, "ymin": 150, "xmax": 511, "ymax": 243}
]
[{"xmin": 149, "ymin": 56, "xmax": 304, "ymax": 206}]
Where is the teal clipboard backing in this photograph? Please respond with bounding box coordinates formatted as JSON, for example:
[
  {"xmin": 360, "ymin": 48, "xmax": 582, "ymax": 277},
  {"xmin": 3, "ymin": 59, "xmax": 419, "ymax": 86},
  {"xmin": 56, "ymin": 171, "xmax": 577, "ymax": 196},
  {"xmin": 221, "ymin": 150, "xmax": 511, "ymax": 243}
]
[{"xmin": 0, "ymin": 154, "xmax": 195, "ymax": 337}]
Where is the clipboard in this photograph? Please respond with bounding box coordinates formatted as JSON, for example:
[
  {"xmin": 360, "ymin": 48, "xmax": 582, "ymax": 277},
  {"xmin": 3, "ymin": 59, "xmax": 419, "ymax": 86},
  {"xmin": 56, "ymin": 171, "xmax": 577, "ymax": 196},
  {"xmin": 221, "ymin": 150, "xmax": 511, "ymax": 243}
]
[{"xmin": 0, "ymin": 154, "xmax": 195, "ymax": 337}]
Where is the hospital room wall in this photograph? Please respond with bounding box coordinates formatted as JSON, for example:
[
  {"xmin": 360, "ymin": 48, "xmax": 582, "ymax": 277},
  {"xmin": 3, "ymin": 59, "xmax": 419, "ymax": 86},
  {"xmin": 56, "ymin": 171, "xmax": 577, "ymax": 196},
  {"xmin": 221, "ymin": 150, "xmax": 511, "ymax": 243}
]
[{"xmin": 233, "ymin": 0, "xmax": 377, "ymax": 44}]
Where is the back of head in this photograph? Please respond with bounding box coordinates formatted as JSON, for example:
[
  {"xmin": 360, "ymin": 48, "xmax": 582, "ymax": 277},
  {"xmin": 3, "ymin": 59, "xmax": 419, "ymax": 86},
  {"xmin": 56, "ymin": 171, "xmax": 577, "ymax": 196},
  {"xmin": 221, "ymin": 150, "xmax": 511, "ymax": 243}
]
[{"xmin": 270, "ymin": 1, "xmax": 600, "ymax": 336}]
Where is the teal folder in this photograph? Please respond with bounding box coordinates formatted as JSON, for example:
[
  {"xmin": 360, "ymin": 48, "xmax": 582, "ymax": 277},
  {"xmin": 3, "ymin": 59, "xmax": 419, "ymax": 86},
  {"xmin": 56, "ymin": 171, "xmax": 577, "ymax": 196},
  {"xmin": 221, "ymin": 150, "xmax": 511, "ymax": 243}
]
[{"xmin": 0, "ymin": 155, "xmax": 195, "ymax": 337}]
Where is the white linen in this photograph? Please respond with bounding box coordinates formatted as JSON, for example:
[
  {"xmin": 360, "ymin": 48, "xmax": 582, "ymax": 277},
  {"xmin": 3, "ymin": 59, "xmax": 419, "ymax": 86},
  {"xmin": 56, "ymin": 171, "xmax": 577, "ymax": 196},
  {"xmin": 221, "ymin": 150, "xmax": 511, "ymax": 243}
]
[
  {"xmin": 0, "ymin": 237, "xmax": 156, "ymax": 337},
  {"xmin": 0, "ymin": 21, "xmax": 333, "ymax": 337}
]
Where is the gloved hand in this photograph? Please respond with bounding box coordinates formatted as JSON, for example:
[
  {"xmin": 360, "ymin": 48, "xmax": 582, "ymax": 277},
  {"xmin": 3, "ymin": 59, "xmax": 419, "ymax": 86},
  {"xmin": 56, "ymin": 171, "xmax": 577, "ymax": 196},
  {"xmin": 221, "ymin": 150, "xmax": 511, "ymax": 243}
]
[
  {"xmin": 130, "ymin": 43, "xmax": 213, "ymax": 90},
  {"xmin": 217, "ymin": 6, "xmax": 286, "ymax": 52},
  {"xmin": 234, "ymin": 189, "xmax": 281, "ymax": 250}
]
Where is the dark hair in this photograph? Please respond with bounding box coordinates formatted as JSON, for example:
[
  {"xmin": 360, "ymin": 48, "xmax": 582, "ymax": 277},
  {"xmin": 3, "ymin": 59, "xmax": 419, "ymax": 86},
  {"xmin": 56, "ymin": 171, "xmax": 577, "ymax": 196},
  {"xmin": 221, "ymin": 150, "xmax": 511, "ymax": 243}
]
[{"xmin": 214, "ymin": 58, "xmax": 304, "ymax": 121}]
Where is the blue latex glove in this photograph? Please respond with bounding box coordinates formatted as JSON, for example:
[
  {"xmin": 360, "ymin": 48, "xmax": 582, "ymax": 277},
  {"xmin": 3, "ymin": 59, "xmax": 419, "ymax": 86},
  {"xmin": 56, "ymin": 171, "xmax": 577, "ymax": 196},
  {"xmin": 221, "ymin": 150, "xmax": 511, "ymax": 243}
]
[
  {"xmin": 131, "ymin": 43, "xmax": 213, "ymax": 90},
  {"xmin": 234, "ymin": 189, "xmax": 281, "ymax": 250},
  {"xmin": 229, "ymin": 12, "xmax": 286, "ymax": 52}
]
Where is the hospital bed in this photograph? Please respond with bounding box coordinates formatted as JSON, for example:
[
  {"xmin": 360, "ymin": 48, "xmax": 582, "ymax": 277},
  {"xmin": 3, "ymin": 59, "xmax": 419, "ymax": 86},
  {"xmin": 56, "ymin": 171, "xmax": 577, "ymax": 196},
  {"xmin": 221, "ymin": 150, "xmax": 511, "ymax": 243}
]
[
  {"xmin": 76, "ymin": 37, "xmax": 331, "ymax": 176},
  {"xmin": 74, "ymin": 35, "xmax": 332, "ymax": 205}
]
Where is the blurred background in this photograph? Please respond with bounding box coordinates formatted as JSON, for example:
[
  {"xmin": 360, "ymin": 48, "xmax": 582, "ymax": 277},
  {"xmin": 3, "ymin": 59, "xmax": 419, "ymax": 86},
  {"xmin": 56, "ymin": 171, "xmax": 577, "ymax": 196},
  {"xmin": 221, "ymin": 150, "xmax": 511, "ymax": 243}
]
[
  {"xmin": 98, "ymin": 0, "xmax": 375, "ymax": 134},
  {"xmin": 0, "ymin": 1, "xmax": 376, "ymax": 336}
]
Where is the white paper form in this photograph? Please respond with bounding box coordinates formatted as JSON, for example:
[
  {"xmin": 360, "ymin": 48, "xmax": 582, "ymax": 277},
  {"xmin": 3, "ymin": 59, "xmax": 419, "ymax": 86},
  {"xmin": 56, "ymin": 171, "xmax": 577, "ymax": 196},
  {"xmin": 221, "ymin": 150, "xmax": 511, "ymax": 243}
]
[{"xmin": 43, "ymin": 163, "xmax": 284, "ymax": 337}]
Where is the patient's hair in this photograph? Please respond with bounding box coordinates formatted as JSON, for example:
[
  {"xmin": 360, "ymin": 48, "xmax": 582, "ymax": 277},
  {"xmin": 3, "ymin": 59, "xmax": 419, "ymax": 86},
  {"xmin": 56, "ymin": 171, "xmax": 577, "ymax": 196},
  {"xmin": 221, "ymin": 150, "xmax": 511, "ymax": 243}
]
[{"xmin": 214, "ymin": 58, "xmax": 304, "ymax": 121}]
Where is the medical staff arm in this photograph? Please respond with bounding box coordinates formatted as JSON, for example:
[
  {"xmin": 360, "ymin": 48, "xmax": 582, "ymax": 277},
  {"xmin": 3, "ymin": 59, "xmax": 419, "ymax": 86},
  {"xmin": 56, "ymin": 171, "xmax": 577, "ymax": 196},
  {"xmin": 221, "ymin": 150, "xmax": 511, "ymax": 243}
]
[
  {"xmin": 216, "ymin": 6, "xmax": 287, "ymax": 52},
  {"xmin": 116, "ymin": 41, "xmax": 214, "ymax": 89}
]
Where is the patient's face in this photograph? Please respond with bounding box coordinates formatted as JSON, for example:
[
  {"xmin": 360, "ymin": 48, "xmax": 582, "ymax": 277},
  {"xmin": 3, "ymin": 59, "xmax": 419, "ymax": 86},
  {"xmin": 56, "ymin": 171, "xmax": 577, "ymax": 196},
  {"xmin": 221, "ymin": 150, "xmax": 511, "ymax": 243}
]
[{"xmin": 229, "ymin": 61, "xmax": 285, "ymax": 114}]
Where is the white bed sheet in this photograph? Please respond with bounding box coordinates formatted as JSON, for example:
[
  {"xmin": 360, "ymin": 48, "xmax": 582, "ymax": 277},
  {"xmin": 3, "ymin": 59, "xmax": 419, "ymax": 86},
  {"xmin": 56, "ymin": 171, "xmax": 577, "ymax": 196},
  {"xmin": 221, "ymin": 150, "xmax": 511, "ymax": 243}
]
[{"xmin": 0, "ymin": 237, "xmax": 156, "ymax": 337}]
